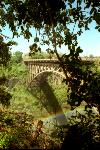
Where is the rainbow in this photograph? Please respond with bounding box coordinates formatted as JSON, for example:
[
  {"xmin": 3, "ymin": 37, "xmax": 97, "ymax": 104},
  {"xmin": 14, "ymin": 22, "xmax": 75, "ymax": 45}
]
[{"xmin": 37, "ymin": 106, "xmax": 85, "ymax": 125}]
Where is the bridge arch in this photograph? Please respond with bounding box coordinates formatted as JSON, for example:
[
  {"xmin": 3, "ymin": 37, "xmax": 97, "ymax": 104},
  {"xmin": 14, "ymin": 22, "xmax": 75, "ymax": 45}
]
[
  {"xmin": 28, "ymin": 70, "xmax": 65, "ymax": 89},
  {"xmin": 33, "ymin": 70, "xmax": 65, "ymax": 79}
]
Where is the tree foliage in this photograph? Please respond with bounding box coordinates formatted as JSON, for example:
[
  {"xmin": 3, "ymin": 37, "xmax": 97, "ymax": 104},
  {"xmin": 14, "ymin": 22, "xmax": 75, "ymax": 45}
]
[
  {"xmin": 0, "ymin": 52, "xmax": 28, "ymax": 106},
  {"xmin": 61, "ymin": 110, "xmax": 100, "ymax": 150},
  {"xmin": 0, "ymin": 1, "xmax": 100, "ymax": 149},
  {"xmin": 29, "ymin": 50, "xmax": 57, "ymax": 59},
  {"xmin": 0, "ymin": 0, "xmax": 100, "ymax": 108},
  {"xmin": 0, "ymin": 36, "xmax": 11, "ymax": 67},
  {"xmin": 11, "ymin": 51, "xmax": 23, "ymax": 63},
  {"xmin": 0, "ymin": 70, "xmax": 12, "ymax": 106},
  {"xmin": 1, "ymin": 0, "xmax": 100, "ymax": 32}
]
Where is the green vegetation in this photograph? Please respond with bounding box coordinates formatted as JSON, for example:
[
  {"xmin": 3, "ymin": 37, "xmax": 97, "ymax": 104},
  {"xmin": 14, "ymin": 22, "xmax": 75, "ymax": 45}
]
[
  {"xmin": 0, "ymin": 54, "xmax": 100, "ymax": 149},
  {"xmin": 24, "ymin": 50, "xmax": 58, "ymax": 59},
  {"xmin": 0, "ymin": 51, "xmax": 70, "ymax": 149},
  {"xmin": 0, "ymin": 0, "xmax": 100, "ymax": 149},
  {"xmin": 1, "ymin": 0, "xmax": 100, "ymax": 108},
  {"xmin": 11, "ymin": 51, "xmax": 23, "ymax": 63}
]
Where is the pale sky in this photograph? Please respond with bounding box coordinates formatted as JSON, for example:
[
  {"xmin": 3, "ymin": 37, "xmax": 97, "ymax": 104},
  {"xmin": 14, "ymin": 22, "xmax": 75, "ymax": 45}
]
[{"xmin": 2, "ymin": 21, "xmax": 100, "ymax": 57}]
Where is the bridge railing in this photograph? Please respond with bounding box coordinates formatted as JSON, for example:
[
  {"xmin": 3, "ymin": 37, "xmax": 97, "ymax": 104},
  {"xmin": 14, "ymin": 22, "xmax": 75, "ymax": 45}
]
[{"xmin": 23, "ymin": 57, "xmax": 99, "ymax": 62}]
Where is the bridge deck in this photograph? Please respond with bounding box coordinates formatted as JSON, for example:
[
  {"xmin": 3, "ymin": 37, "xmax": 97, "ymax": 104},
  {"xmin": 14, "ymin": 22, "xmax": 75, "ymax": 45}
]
[
  {"xmin": 23, "ymin": 59, "xmax": 60, "ymax": 64},
  {"xmin": 23, "ymin": 57, "xmax": 97, "ymax": 62}
]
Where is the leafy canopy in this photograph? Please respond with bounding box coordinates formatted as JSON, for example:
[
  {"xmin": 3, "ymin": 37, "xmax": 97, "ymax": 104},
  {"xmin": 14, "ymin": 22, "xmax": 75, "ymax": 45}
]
[
  {"xmin": 1, "ymin": 0, "xmax": 99, "ymax": 66},
  {"xmin": 1, "ymin": 0, "xmax": 100, "ymax": 41},
  {"xmin": 0, "ymin": 0, "xmax": 100, "ymax": 109},
  {"xmin": 11, "ymin": 51, "xmax": 23, "ymax": 63}
]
